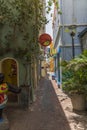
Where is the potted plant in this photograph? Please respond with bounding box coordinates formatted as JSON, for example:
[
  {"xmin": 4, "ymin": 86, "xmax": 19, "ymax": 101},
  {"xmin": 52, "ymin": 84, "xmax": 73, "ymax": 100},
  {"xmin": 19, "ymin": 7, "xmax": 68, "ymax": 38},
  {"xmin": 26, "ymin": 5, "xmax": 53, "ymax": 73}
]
[{"xmin": 62, "ymin": 54, "xmax": 87, "ymax": 111}]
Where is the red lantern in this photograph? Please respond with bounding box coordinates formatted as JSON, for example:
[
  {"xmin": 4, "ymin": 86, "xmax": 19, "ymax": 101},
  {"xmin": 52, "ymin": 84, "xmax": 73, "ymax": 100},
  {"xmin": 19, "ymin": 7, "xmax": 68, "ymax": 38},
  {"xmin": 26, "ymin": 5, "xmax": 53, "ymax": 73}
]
[{"xmin": 39, "ymin": 33, "xmax": 52, "ymax": 46}]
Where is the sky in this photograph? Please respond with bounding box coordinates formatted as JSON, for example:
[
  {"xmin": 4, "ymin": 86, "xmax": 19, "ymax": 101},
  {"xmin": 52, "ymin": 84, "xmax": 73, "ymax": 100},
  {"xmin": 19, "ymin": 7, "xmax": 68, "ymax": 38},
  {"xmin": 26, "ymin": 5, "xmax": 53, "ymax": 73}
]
[{"xmin": 46, "ymin": 0, "xmax": 54, "ymax": 39}]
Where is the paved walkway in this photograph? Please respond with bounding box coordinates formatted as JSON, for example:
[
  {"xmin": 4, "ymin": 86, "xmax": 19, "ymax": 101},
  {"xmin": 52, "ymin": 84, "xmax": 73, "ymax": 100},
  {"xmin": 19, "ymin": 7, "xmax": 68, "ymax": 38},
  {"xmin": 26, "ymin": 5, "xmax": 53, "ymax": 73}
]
[{"xmin": 5, "ymin": 76, "xmax": 87, "ymax": 130}]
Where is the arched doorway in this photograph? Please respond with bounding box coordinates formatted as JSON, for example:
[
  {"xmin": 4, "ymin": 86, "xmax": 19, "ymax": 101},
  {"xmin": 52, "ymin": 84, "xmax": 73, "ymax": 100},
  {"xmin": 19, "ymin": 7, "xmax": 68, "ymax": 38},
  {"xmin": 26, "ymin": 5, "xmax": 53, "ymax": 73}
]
[{"xmin": 1, "ymin": 58, "xmax": 19, "ymax": 102}]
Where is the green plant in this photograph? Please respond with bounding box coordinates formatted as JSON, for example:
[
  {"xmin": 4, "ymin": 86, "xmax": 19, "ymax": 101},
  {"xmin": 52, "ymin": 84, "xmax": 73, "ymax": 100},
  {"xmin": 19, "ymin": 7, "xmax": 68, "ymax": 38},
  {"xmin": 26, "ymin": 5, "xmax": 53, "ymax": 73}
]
[
  {"xmin": 62, "ymin": 55, "xmax": 87, "ymax": 94},
  {"xmin": 0, "ymin": 0, "xmax": 47, "ymax": 60},
  {"xmin": 82, "ymin": 50, "xmax": 87, "ymax": 57},
  {"xmin": 46, "ymin": 0, "xmax": 62, "ymax": 14}
]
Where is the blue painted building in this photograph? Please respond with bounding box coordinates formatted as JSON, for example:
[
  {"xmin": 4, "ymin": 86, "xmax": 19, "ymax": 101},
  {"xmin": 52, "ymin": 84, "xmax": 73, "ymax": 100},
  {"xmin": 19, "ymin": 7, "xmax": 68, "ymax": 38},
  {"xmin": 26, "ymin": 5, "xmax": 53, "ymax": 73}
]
[{"xmin": 53, "ymin": 0, "xmax": 87, "ymax": 87}]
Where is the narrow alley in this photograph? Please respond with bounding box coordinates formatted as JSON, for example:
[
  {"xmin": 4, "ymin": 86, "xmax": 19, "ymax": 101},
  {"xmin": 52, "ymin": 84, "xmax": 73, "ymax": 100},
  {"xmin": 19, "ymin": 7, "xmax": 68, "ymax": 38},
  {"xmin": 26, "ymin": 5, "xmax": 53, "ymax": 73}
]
[{"xmin": 5, "ymin": 76, "xmax": 87, "ymax": 130}]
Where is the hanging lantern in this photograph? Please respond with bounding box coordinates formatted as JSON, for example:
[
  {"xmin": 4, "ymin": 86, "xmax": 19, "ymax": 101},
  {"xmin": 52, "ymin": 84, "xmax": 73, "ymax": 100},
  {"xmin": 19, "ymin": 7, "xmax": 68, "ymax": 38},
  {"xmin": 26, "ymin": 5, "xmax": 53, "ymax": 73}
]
[{"xmin": 38, "ymin": 33, "xmax": 52, "ymax": 46}]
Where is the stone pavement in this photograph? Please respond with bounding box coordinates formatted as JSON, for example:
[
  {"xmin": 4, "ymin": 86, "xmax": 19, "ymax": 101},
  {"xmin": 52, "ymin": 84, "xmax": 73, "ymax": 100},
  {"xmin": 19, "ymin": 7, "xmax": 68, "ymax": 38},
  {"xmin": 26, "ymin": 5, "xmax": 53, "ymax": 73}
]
[
  {"xmin": 4, "ymin": 76, "xmax": 87, "ymax": 130},
  {"xmin": 0, "ymin": 114, "xmax": 9, "ymax": 130},
  {"xmin": 51, "ymin": 79, "xmax": 87, "ymax": 130}
]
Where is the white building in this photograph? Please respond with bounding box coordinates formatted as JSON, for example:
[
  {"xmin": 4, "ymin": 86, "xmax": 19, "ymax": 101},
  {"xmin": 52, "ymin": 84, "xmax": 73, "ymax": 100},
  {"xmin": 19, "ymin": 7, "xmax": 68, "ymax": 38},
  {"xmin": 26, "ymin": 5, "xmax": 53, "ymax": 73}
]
[{"xmin": 53, "ymin": 0, "xmax": 87, "ymax": 87}]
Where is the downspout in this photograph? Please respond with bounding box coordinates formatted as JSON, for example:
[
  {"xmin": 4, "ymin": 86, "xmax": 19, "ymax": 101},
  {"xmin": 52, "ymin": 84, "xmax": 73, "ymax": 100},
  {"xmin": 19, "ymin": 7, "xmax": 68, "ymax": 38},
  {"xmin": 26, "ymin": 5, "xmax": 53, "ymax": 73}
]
[{"xmin": 58, "ymin": 0, "xmax": 64, "ymax": 87}]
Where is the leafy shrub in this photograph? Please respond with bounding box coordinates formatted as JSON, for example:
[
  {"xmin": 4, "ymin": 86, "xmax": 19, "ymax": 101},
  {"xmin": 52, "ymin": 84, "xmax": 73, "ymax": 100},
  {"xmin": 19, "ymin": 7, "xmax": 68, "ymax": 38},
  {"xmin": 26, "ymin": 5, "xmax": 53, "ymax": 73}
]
[{"xmin": 61, "ymin": 55, "xmax": 87, "ymax": 94}]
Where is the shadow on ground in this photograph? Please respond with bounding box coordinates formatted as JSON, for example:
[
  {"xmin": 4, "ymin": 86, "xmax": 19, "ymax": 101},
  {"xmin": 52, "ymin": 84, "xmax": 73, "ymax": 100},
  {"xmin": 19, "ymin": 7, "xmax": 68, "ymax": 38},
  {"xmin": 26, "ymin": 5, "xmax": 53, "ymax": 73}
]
[{"xmin": 5, "ymin": 77, "xmax": 71, "ymax": 130}]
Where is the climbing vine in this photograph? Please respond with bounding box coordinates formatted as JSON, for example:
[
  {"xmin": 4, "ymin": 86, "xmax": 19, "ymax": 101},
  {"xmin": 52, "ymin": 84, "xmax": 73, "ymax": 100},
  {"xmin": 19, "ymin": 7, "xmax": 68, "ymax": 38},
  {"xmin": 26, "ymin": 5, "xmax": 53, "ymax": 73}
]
[
  {"xmin": 46, "ymin": 0, "xmax": 62, "ymax": 14},
  {"xmin": 0, "ymin": 0, "xmax": 47, "ymax": 62}
]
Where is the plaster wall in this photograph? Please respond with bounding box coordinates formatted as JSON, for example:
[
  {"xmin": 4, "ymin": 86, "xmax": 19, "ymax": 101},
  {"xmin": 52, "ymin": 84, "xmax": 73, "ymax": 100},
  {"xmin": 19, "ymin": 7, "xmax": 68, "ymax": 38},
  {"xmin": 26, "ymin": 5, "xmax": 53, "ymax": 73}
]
[
  {"xmin": 53, "ymin": 0, "xmax": 87, "ymax": 59},
  {"xmin": 53, "ymin": 0, "xmax": 87, "ymax": 86}
]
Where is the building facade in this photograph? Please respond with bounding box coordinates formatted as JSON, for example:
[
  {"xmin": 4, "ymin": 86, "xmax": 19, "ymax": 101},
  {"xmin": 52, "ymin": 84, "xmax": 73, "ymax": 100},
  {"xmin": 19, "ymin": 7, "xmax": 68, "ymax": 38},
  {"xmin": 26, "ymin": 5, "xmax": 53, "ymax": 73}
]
[
  {"xmin": 0, "ymin": 0, "xmax": 46, "ymax": 107},
  {"xmin": 53, "ymin": 0, "xmax": 87, "ymax": 87}
]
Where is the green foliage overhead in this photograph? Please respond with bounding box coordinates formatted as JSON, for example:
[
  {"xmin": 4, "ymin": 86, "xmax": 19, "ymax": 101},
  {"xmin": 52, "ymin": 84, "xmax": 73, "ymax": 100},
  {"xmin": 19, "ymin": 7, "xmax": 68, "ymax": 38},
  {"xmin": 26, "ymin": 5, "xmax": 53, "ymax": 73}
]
[
  {"xmin": 46, "ymin": 0, "xmax": 62, "ymax": 14},
  {"xmin": 0, "ymin": 0, "xmax": 46, "ymax": 28},
  {"xmin": 0, "ymin": 0, "xmax": 47, "ymax": 61}
]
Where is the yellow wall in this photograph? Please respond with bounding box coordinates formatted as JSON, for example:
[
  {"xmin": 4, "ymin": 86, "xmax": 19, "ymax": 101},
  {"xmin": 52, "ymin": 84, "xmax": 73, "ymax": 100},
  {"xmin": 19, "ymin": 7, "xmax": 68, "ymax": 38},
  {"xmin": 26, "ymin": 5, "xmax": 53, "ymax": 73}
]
[
  {"xmin": 49, "ymin": 58, "xmax": 54, "ymax": 72},
  {"xmin": 41, "ymin": 61, "xmax": 46, "ymax": 77}
]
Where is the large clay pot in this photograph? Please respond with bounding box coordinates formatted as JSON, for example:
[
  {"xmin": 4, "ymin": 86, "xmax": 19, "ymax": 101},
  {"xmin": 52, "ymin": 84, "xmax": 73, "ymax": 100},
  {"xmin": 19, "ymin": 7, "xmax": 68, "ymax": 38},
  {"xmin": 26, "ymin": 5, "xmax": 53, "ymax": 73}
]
[{"xmin": 70, "ymin": 93, "xmax": 86, "ymax": 111}]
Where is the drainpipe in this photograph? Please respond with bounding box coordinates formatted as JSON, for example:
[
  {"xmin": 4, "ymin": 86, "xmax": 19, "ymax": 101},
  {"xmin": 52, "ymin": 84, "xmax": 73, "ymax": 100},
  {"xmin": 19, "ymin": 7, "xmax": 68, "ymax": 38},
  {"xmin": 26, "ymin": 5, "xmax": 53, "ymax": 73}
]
[{"xmin": 70, "ymin": 31, "xmax": 76, "ymax": 58}]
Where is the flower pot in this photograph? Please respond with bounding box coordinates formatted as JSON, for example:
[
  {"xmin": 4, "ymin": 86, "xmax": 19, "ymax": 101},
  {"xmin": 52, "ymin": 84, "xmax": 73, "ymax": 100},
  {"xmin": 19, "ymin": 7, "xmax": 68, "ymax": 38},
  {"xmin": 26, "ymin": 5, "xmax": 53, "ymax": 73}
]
[{"xmin": 70, "ymin": 94, "xmax": 86, "ymax": 111}]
